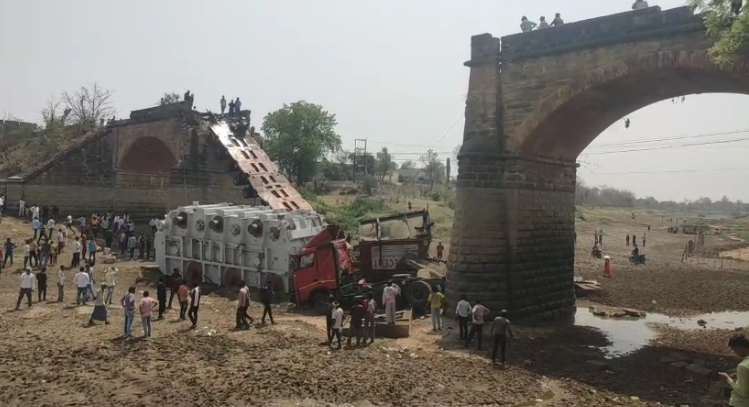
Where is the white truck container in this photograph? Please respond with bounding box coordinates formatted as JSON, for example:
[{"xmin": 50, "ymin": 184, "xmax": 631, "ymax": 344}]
[{"xmin": 155, "ymin": 202, "xmax": 326, "ymax": 292}]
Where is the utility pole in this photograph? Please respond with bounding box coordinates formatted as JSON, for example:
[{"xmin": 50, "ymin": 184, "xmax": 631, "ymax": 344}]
[{"xmin": 354, "ymin": 138, "xmax": 367, "ymax": 180}]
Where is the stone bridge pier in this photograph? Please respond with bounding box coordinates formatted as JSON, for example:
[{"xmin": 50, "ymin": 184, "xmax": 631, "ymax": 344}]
[
  {"xmin": 447, "ymin": 34, "xmax": 577, "ymax": 324},
  {"xmin": 447, "ymin": 5, "xmax": 748, "ymax": 323}
]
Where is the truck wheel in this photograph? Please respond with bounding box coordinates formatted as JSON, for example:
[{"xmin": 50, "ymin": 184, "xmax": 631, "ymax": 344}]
[
  {"xmin": 406, "ymin": 280, "xmax": 432, "ymax": 311},
  {"xmin": 310, "ymin": 291, "xmax": 330, "ymax": 315}
]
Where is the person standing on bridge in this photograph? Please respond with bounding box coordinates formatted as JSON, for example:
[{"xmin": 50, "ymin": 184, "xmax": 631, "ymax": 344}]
[
  {"xmin": 520, "ymin": 16, "xmax": 537, "ymax": 32},
  {"xmin": 632, "ymin": 0, "xmax": 649, "ymax": 10},
  {"xmin": 551, "ymin": 13, "xmax": 564, "ymax": 26},
  {"xmin": 220, "ymin": 95, "xmax": 227, "ymax": 115},
  {"xmin": 234, "ymin": 98, "xmax": 242, "ymax": 115}
]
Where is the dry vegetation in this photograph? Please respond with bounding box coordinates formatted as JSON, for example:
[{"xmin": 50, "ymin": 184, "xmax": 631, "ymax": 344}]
[{"xmin": 0, "ymin": 83, "xmax": 114, "ymax": 178}]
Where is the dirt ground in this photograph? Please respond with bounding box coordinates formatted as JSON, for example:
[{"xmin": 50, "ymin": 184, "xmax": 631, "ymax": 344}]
[{"xmin": 0, "ymin": 207, "xmax": 748, "ymax": 406}]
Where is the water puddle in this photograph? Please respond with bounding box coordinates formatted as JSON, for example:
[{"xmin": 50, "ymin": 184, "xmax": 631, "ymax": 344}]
[{"xmin": 574, "ymin": 307, "xmax": 749, "ymax": 358}]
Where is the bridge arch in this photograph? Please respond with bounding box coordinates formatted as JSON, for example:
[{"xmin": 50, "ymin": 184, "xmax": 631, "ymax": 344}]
[
  {"xmin": 517, "ymin": 50, "xmax": 749, "ymax": 161},
  {"xmin": 119, "ymin": 135, "xmax": 177, "ymax": 173}
]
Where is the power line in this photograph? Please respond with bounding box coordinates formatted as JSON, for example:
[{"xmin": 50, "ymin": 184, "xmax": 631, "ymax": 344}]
[
  {"xmin": 579, "ymin": 166, "xmax": 749, "ymax": 175},
  {"xmin": 368, "ymin": 127, "xmax": 749, "ymax": 153},
  {"xmin": 586, "ymin": 128, "xmax": 749, "ymax": 149},
  {"xmin": 580, "ymin": 137, "xmax": 749, "ymax": 156},
  {"xmin": 431, "ymin": 114, "xmax": 464, "ymax": 149}
]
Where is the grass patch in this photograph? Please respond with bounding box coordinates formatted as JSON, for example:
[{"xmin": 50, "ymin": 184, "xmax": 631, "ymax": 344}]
[{"xmin": 302, "ymin": 190, "xmax": 393, "ymax": 237}]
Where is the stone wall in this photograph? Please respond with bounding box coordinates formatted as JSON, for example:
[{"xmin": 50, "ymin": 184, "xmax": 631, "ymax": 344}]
[
  {"xmin": 447, "ymin": 150, "xmax": 576, "ymax": 322},
  {"xmin": 503, "ymin": 158, "xmax": 576, "ymax": 322}
]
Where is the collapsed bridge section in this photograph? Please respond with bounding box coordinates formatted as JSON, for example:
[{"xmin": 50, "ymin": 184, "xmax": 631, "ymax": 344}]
[{"xmin": 208, "ymin": 121, "xmax": 313, "ymax": 212}]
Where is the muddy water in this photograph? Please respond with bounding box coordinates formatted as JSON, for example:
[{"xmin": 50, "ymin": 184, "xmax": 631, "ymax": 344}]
[{"xmin": 574, "ymin": 307, "xmax": 749, "ymax": 357}]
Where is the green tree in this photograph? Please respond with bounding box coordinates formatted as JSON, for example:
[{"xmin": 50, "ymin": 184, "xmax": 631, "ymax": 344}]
[
  {"xmin": 262, "ymin": 101, "xmax": 341, "ymax": 184},
  {"xmin": 375, "ymin": 147, "xmax": 393, "ymax": 181},
  {"xmin": 690, "ymin": 0, "xmax": 749, "ymax": 68},
  {"xmin": 419, "ymin": 149, "xmax": 446, "ymax": 191}
]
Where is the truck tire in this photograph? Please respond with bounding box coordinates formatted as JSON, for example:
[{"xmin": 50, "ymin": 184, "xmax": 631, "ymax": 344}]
[
  {"xmin": 406, "ymin": 280, "xmax": 432, "ymax": 311},
  {"xmin": 310, "ymin": 291, "xmax": 331, "ymax": 315}
]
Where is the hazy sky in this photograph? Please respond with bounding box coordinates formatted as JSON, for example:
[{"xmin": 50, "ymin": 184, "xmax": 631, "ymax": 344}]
[{"xmin": 1, "ymin": 0, "xmax": 747, "ymax": 202}]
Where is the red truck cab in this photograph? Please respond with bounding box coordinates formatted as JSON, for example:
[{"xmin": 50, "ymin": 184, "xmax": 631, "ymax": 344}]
[{"xmin": 293, "ymin": 225, "xmax": 353, "ymax": 311}]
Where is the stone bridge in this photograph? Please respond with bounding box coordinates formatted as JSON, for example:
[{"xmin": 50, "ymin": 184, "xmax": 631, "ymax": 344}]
[
  {"xmin": 448, "ymin": 6, "xmax": 749, "ymax": 323},
  {"xmin": 3, "ymin": 101, "xmax": 264, "ymax": 220}
]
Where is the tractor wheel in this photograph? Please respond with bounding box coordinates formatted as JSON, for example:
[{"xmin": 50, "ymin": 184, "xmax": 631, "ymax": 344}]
[{"xmin": 405, "ymin": 280, "xmax": 432, "ymax": 311}]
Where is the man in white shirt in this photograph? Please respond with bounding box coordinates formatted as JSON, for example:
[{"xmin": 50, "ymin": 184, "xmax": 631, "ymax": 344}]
[
  {"xmin": 22, "ymin": 240, "xmax": 31, "ymax": 269},
  {"xmin": 30, "ymin": 205, "xmax": 39, "ymax": 220},
  {"xmin": 455, "ymin": 294, "xmax": 472, "ymax": 340},
  {"xmin": 74, "ymin": 267, "xmax": 91, "ymax": 306},
  {"xmin": 18, "ymin": 199, "xmax": 25, "ymax": 217},
  {"xmin": 328, "ymin": 302, "xmax": 344, "ymax": 349},
  {"xmin": 57, "ymin": 229, "xmax": 66, "ymax": 253},
  {"xmin": 382, "ymin": 282, "xmax": 399, "ymax": 324},
  {"xmin": 71, "ymin": 237, "xmax": 82, "ymax": 267},
  {"xmin": 16, "ymin": 268, "xmax": 34, "ymax": 310},
  {"xmin": 105, "ymin": 267, "xmax": 118, "ymax": 305},
  {"xmin": 632, "ymin": 0, "xmax": 649, "ymax": 10},
  {"xmin": 46, "ymin": 218, "xmax": 55, "ymax": 233},
  {"xmin": 57, "ymin": 265, "xmax": 66, "ymax": 302}
]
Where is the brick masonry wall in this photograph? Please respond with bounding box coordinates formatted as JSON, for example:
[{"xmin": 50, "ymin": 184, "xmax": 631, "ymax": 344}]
[{"xmin": 503, "ymin": 158, "xmax": 577, "ymax": 323}]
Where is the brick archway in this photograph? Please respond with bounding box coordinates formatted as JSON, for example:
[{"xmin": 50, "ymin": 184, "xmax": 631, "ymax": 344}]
[
  {"xmin": 517, "ymin": 50, "xmax": 749, "ymax": 161},
  {"xmin": 119, "ymin": 135, "xmax": 177, "ymax": 173}
]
